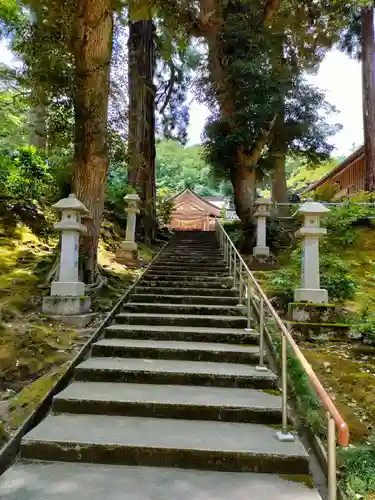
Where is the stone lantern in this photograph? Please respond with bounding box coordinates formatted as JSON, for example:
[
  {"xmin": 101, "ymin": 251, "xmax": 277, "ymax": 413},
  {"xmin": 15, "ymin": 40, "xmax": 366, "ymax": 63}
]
[
  {"xmin": 253, "ymin": 198, "xmax": 273, "ymax": 257},
  {"xmin": 116, "ymin": 193, "xmax": 141, "ymax": 267},
  {"xmin": 42, "ymin": 194, "xmax": 92, "ymax": 319},
  {"xmin": 294, "ymin": 201, "xmax": 330, "ymax": 304}
]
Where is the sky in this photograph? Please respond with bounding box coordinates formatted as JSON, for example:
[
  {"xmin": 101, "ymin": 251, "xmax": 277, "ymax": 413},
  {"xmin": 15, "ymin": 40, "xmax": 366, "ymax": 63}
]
[
  {"xmin": 0, "ymin": 40, "xmax": 364, "ymax": 158},
  {"xmin": 187, "ymin": 49, "xmax": 364, "ymax": 157}
]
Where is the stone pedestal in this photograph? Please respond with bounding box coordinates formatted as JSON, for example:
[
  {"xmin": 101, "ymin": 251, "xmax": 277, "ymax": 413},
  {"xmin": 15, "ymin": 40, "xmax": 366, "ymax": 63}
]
[
  {"xmin": 293, "ymin": 201, "xmax": 329, "ymax": 304},
  {"xmin": 42, "ymin": 194, "xmax": 94, "ymax": 326},
  {"xmin": 253, "ymin": 198, "xmax": 272, "ymax": 257},
  {"xmin": 116, "ymin": 193, "xmax": 141, "ymax": 267}
]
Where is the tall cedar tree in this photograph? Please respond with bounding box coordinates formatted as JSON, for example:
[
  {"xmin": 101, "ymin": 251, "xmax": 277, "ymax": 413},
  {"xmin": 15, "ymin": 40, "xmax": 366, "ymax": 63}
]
[
  {"xmin": 128, "ymin": 16, "xmax": 157, "ymax": 245},
  {"xmin": 361, "ymin": 7, "xmax": 375, "ymax": 191},
  {"xmin": 71, "ymin": 0, "xmax": 113, "ymax": 283}
]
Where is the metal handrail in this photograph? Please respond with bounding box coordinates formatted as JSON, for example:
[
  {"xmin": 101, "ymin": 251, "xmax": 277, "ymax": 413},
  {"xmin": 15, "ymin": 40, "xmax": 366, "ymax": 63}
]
[{"xmin": 215, "ymin": 218, "xmax": 349, "ymax": 500}]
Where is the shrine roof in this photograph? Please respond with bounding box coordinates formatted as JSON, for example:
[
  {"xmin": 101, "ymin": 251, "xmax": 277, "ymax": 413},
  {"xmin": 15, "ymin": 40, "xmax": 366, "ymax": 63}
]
[{"xmin": 168, "ymin": 189, "xmax": 221, "ymax": 216}]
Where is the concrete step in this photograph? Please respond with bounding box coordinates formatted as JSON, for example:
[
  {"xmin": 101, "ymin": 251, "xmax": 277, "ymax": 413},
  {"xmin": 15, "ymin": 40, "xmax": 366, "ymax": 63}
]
[
  {"xmin": 131, "ymin": 294, "xmax": 240, "ymax": 306},
  {"xmin": 104, "ymin": 324, "xmax": 259, "ymax": 345},
  {"xmin": 91, "ymin": 338, "xmax": 261, "ymax": 364},
  {"xmin": 21, "ymin": 414, "xmax": 309, "ymax": 474},
  {"xmin": 135, "ymin": 286, "xmax": 238, "ymax": 297},
  {"xmin": 115, "ymin": 312, "xmax": 247, "ymax": 329},
  {"xmin": 139, "ymin": 280, "xmax": 234, "ymax": 290},
  {"xmin": 122, "ymin": 303, "xmax": 245, "ymax": 317},
  {"xmin": 162, "ymin": 252, "xmax": 223, "ymax": 258},
  {"xmin": 0, "ymin": 462, "xmax": 322, "ymax": 500},
  {"xmin": 53, "ymin": 382, "xmax": 281, "ymax": 424},
  {"xmin": 151, "ymin": 264, "xmax": 227, "ymax": 271},
  {"xmin": 146, "ymin": 269, "xmax": 229, "ymax": 277},
  {"xmin": 74, "ymin": 357, "xmax": 276, "ymax": 389},
  {"xmin": 143, "ymin": 274, "xmax": 232, "ymax": 283},
  {"xmin": 156, "ymin": 258, "xmax": 225, "ymax": 265}
]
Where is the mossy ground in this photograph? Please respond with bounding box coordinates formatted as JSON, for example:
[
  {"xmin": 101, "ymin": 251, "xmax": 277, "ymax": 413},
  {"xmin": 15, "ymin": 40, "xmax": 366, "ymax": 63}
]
[{"xmin": 0, "ymin": 221, "xmax": 157, "ymax": 446}]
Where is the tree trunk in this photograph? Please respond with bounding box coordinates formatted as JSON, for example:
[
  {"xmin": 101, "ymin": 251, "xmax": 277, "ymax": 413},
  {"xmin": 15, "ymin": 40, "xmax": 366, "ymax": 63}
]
[
  {"xmin": 71, "ymin": 0, "xmax": 113, "ymax": 284},
  {"xmin": 361, "ymin": 6, "xmax": 375, "ymax": 192},
  {"xmin": 128, "ymin": 19, "xmax": 156, "ymax": 245},
  {"xmin": 29, "ymin": 87, "xmax": 47, "ymax": 150},
  {"xmin": 230, "ymin": 164, "xmax": 256, "ymax": 228},
  {"xmin": 270, "ymin": 113, "xmax": 288, "ymax": 206}
]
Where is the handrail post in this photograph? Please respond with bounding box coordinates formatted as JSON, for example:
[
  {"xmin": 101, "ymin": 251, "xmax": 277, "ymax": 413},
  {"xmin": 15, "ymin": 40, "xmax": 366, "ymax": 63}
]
[
  {"xmin": 276, "ymin": 333, "xmax": 295, "ymax": 442},
  {"xmin": 245, "ymin": 275, "xmax": 252, "ymax": 331},
  {"xmin": 237, "ymin": 260, "xmax": 243, "ymax": 306},
  {"xmin": 328, "ymin": 414, "xmax": 337, "ymax": 500},
  {"xmin": 255, "ymin": 298, "xmax": 268, "ymax": 372},
  {"xmin": 233, "ymin": 251, "xmax": 237, "ymax": 286}
]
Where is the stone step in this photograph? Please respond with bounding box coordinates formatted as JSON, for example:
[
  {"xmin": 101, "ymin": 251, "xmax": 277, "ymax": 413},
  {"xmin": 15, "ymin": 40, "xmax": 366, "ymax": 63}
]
[
  {"xmin": 131, "ymin": 294, "xmax": 240, "ymax": 306},
  {"xmin": 91, "ymin": 338, "xmax": 261, "ymax": 364},
  {"xmin": 53, "ymin": 382, "xmax": 282, "ymax": 424},
  {"xmin": 21, "ymin": 414, "xmax": 309, "ymax": 474},
  {"xmin": 163, "ymin": 248, "xmax": 223, "ymax": 259},
  {"xmin": 146, "ymin": 269, "xmax": 229, "ymax": 277},
  {"xmin": 115, "ymin": 312, "xmax": 247, "ymax": 329},
  {"xmin": 0, "ymin": 462, "xmax": 322, "ymax": 500},
  {"xmin": 122, "ymin": 303, "xmax": 245, "ymax": 317},
  {"xmin": 144, "ymin": 274, "xmax": 232, "ymax": 283},
  {"xmin": 151, "ymin": 265, "xmax": 227, "ymax": 272},
  {"xmin": 74, "ymin": 357, "xmax": 276, "ymax": 389},
  {"xmin": 140, "ymin": 280, "xmax": 233, "ymax": 290},
  {"xmin": 156, "ymin": 256, "xmax": 225, "ymax": 263},
  {"xmin": 104, "ymin": 324, "xmax": 259, "ymax": 345},
  {"xmin": 135, "ymin": 286, "xmax": 238, "ymax": 297}
]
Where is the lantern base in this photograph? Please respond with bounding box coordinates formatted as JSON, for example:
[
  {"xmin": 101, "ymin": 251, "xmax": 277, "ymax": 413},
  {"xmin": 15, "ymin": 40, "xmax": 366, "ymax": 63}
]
[
  {"xmin": 42, "ymin": 295, "xmax": 91, "ymax": 315},
  {"xmin": 253, "ymin": 246, "xmax": 270, "ymax": 257},
  {"xmin": 294, "ymin": 288, "xmax": 328, "ymax": 304}
]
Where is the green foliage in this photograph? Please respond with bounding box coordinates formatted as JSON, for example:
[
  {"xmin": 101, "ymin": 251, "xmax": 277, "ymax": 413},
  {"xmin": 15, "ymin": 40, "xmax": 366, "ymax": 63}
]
[
  {"xmin": 338, "ymin": 438, "xmax": 375, "ymax": 498},
  {"xmin": 352, "ymin": 313, "xmax": 375, "ymax": 343},
  {"xmin": 269, "ymin": 247, "xmax": 358, "ymax": 301},
  {"xmin": 324, "ymin": 195, "xmax": 375, "ymax": 249},
  {"xmin": 320, "ymin": 255, "xmax": 358, "ymax": 300},
  {"xmin": 0, "ymin": 91, "xmax": 29, "ymax": 150},
  {"xmin": 271, "ymin": 334, "xmax": 325, "ymax": 436},
  {"xmin": 156, "ymin": 140, "xmax": 232, "ymax": 196},
  {"xmin": 156, "ymin": 195, "xmax": 173, "ymax": 225},
  {"xmin": 4, "ymin": 147, "xmax": 53, "ymax": 201},
  {"xmin": 287, "ymin": 158, "xmax": 339, "ymax": 193}
]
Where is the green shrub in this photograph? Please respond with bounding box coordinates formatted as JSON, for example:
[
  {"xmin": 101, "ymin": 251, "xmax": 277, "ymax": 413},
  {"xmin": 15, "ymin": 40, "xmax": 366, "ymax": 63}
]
[
  {"xmin": 320, "ymin": 255, "xmax": 358, "ymax": 301},
  {"xmin": 269, "ymin": 248, "xmax": 357, "ymax": 301},
  {"xmin": 352, "ymin": 314, "xmax": 375, "ymax": 343},
  {"xmin": 338, "ymin": 439, "xmax": 375, "ymax": 498}
]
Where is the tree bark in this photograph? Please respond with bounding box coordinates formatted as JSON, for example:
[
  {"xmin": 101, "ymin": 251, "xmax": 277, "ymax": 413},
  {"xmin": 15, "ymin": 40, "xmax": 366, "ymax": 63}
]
[
  {"xmin": 71, "ymin": 0, "xmax": 113, "ymax": 284},
  {"xmin": 29, "ymin": 86, "xmax": 47, "ymax": 150},
  {"xmin": 128, "ymin": 19, "xmax": 156, "ymax": 244},
  {"xmin": 271, "ymin": 151, "xmax": 288, "ymax": 203},
  {"xmin": 361, "ymin": 6, "xmax": 375, "ymax": 192},
  {"xmin": 270, "ymin": 105, "xmax": 288, "ymax": 205},
  {"xmin": 230, "ymin": 164, "xmax": 257, "ymax": 228}
]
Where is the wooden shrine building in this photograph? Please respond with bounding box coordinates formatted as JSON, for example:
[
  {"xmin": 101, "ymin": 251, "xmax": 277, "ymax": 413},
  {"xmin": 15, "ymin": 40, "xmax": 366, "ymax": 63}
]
[
  {"xmin": 303, "ymin": 146, "xmax": 366, "ymax": 199},
  {"xmin": 167, "ymin": 189, "xmax": 222, "ymax": 231}
]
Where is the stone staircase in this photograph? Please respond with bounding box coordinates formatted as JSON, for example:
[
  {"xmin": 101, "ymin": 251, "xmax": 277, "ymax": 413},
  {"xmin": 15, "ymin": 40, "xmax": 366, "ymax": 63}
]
[{"xmin": 0, "ymin": 231, "xmax": 322, "ymax": 499}]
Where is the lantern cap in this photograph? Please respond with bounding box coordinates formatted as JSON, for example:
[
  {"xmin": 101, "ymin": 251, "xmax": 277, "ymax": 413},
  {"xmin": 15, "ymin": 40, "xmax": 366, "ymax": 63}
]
[
  {"xmin": 298, "ymin": 201, "xmax": 330, "ymax": 216},
  {"xmin": 51, "ymin": 194, "xmax": 90, "ymax": 214}
]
